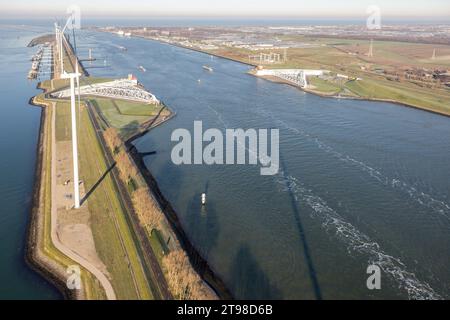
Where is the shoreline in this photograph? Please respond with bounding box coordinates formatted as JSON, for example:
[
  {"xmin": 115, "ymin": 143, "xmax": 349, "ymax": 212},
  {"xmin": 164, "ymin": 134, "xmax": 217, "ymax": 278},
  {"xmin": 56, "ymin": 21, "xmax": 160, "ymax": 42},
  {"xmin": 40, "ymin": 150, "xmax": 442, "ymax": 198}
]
[
  {"xmin": 124, "ymin": 113, "xmax": 233, "ymax": 300},
  {"xmin": 26, "ymin": 86, "xmax": 79, "ymax": 300},
  {"xmin": 97, "ymin": 30, "xmax": 256, "ymax": 68},
  {"xmin": 125, "ymin": 31, "xmax": 450, "ymax": 118},
  {"xmin": 253, "ymin": 73, "xmax": 450, "ymax": 118},
  {"xmin": 26, "ymin": 28, "xmax": 448, "ymax": 300},
  {"xmin": 27, "ymin": 56, "xmax": 231, "ymax": 299},
  {"xmin": 133, "ymin": 34, "xmax": 257, "ymax": 68}
]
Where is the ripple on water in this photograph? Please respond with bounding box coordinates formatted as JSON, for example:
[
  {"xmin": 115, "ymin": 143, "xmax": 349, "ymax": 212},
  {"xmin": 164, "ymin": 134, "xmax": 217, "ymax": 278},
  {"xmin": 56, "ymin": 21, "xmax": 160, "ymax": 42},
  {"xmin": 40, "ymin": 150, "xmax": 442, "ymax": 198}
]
[{"xmin": 275, "ymin": 172, "xmax": 442, "ymax": 300}]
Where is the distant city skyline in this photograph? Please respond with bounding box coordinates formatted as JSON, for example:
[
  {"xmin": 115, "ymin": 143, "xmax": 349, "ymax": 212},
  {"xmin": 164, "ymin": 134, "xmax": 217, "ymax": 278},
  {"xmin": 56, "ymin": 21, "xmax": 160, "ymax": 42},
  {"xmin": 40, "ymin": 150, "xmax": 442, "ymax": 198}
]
[{"xmin": 1, "ymin": 0, "xmax": 449, "ymax": 19}]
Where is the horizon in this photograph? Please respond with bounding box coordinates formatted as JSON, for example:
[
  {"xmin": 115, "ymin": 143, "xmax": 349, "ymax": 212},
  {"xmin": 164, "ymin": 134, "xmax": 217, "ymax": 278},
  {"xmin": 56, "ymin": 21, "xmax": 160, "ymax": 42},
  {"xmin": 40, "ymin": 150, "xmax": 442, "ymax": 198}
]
[{"xmin": 1, "ymin": 0, "xmax": 450, "ymax": 20}]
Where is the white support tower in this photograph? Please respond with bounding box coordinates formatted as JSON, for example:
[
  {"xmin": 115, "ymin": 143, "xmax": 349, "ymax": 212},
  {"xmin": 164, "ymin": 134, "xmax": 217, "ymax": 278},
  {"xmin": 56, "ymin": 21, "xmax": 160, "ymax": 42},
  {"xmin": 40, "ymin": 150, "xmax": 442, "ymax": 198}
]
[
  {"xmin": 58, "ymin": 18, "xmax": 74, "ymax": 76},
  {"xmin": 61, "ymin": 66, "xmax": 81, "ymax": 209},
  {"xmin": 56, "ymin": 14, "xmax": 81, "ymax": 209},
  {"xmin": 368, "ymin": 39, "xmax": 374, "ymax": 58}
]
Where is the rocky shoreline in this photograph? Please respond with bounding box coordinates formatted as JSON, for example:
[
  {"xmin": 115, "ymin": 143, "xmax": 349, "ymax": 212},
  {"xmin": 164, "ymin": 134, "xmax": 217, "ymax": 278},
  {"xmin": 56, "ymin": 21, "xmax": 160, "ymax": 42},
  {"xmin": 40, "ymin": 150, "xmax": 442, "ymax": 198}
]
[{"xmin": 126, "ymin": 127, "xmax": 234, "ymax": 299}]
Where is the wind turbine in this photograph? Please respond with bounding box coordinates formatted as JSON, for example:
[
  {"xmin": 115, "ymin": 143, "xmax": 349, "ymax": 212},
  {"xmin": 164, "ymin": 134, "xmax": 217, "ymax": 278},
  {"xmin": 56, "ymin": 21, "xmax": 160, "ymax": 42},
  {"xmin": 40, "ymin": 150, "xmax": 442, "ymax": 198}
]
[
  {"xmin": 58, "ymin": 16, "xmax": 82, "ymax": 209},
  {"xmin": 58, "ymin": 17, "xmax": 74, "ymax": 77}
]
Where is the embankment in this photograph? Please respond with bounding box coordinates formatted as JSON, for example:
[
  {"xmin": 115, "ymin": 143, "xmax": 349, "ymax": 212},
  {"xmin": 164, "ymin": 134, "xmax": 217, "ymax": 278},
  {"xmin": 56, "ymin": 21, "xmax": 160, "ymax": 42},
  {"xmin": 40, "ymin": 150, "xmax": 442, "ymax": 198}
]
[
  {"xmin": 26, "ymin": 87, "xmax": 80, "ymax": 300},
  {"xmin": 125, "ymin": 124, "xmax": 233, "ymax": 300},
  {"xmin": 253, "ymin": 72, "xmax": 450, "ymax": 118}
]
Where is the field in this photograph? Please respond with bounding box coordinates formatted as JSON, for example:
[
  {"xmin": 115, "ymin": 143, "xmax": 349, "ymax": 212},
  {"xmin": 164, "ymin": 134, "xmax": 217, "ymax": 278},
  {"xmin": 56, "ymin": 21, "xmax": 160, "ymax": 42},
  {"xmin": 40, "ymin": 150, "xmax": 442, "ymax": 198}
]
[
  {"xmin": 205, "ymin": 36, "xmax": 450, "ymax": 115},
  {"xmin": 55, "ymin": 101, "xmax": 154, "ymax": 299},
  {"xmin": 32, "ymin": 91, "xmax": 106, "ymax": 299},
  {"xmin": 35, "ymin": 77, "xmax": 156, "ymax": 299},
  {"xmin": 89, "ymin": 97, "xmax": 169, "ymax": 138}
]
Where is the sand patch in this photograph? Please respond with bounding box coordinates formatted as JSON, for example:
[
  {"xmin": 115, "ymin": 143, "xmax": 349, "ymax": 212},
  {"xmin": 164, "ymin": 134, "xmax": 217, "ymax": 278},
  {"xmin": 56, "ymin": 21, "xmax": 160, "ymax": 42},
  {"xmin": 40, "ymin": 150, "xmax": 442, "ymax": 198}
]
[
  {"xmin": 55, "ymin": 140, "xmax": 109, "ymax": 277},
  {"xmin": 57, "ymin": 222, "xmax": 109, "ymax": 276}
]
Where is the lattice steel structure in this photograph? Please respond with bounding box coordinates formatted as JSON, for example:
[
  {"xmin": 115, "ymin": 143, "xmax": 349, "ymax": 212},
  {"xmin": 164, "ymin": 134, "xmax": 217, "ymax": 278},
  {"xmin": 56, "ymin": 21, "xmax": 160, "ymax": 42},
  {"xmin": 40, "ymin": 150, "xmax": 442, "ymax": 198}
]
[
  {"xmin": 51, "ymin": 79, "xmax": 160, "ymax": 104},
  {"xmin": 270, "ymin": 69, "xmax": 307, "ymax": 88}
]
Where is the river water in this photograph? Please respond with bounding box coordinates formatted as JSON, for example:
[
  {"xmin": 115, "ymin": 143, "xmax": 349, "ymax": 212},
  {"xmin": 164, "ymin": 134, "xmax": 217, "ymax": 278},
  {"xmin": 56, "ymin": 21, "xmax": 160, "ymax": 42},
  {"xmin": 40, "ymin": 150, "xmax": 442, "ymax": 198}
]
[
  {"xmin": 1, "ymin": 21, "xmax": 449, "ymax": 299},
  {"xmin": 0, "ymin": 23, "xmax": 61, "ymax": 299},
  {"xmin": 81, "ymin": 30, "xmax": 450, "ymax": 300}
]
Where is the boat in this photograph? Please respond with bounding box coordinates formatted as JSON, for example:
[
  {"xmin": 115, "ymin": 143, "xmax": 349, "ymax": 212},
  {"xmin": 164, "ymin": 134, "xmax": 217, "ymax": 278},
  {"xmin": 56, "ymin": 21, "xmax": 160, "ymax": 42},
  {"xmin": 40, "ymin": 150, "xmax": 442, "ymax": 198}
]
[
  {"xmin": 201, "ymin": 193, "xmax": 206, "ymax": 205},
  {"xmin": 118, "ymin": 46, "xmax": 127, "ymax": 51},
  {"xmin": 202, "ymin": 65, "xmax": 213, "ymax": 72},
  {"xmin": 138, "ymin": 65, "xmax": 146, "ymax": 72}
]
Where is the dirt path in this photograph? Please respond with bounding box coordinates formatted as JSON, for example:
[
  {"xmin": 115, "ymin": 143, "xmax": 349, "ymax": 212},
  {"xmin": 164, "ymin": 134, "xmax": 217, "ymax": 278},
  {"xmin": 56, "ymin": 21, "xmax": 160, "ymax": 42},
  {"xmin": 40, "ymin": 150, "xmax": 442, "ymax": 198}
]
[{"xmin": 50, "ymin": 102, "xmax": 116, "ymax": 300}]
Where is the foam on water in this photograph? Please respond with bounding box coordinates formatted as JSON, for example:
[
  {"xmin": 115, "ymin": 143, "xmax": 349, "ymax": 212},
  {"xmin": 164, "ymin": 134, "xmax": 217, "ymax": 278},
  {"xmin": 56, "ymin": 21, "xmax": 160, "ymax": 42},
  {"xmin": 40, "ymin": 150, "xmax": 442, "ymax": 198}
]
[
  {"xmin": 256, "ymin": 109, "xmax": 450, "ymax": 220},
  {"xmin": 276, "ymin": 172, "xmax": 442, "ymax": 300}
]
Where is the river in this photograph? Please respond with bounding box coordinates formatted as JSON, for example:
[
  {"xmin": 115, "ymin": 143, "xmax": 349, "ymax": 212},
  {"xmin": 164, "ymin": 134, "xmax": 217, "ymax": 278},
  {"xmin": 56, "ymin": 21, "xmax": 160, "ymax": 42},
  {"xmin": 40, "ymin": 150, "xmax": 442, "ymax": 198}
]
[
  {"xmin": 81, "ymin": 30, "xmax": 450, "ymax": 300},
  {"xmin": 1, "ymin": 21, "xmax": 450, "ymax": 299},
  {"xmin": 0, "ymin": 23, "xmax": 61, "ymax": 299}
]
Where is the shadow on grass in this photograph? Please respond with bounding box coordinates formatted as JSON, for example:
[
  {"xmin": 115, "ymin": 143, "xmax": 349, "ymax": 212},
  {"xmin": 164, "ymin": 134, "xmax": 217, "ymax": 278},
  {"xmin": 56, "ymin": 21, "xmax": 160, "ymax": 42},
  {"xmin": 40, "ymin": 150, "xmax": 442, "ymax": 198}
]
[{"xmin": 80, "ymin": 162, "xmax": 117, "ymax": 206}]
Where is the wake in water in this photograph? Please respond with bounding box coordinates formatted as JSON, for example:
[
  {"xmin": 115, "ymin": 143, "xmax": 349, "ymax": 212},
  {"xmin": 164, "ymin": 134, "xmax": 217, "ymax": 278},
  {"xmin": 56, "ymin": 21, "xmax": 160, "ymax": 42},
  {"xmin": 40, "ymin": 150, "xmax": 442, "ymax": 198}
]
[
  {"xmin": 276, "ymin": 172, "xmax": 442, "ymax": 300},
  {"xmin": 255, "ymin": 108, "xmax": 450, "ymax": 220},
  {"xmin": 202, "ymin": 103, "xmax": 447, "ymax": 298}
]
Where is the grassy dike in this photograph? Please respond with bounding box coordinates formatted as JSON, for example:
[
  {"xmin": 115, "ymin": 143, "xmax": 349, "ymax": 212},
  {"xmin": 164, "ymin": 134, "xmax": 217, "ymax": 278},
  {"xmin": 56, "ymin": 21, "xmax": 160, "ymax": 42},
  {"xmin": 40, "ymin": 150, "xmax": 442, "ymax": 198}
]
[
  {"xmin": 27, "ymin": 83, "xmax": 107, "ymax": 300},
  {"xmin": 65, "ymin": 103, "xmax": 154, "ymax": 299},
  {"xmin": 30, "ymin": 76, "xmax": 220, "ymax": 300},
  {"xmin": 28, "ymin": 33, "xmax": 227, "ymax": 299},
  {"xmin": 86, "ymin": 83, "xmax": 227, "ymax": 299},
  {"xmin": 32, "ymin": 77, "xmax": 158, "ymax": 299}
]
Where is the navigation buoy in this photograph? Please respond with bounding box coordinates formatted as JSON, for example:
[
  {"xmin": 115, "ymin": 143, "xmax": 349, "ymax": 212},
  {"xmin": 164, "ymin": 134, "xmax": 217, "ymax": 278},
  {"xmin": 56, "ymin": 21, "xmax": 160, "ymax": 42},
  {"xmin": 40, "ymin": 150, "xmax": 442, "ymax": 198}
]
[{"xmin": 201, "ymin": 193, "xmax": 206, "ymax": 205}]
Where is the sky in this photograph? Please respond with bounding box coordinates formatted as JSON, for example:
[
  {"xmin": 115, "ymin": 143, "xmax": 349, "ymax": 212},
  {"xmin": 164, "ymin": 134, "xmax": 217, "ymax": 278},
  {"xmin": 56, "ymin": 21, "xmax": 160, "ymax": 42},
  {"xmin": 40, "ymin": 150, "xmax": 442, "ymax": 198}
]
[{"xmin": 1, "ymin": 0, "xmax": 449, "ymax": 19}]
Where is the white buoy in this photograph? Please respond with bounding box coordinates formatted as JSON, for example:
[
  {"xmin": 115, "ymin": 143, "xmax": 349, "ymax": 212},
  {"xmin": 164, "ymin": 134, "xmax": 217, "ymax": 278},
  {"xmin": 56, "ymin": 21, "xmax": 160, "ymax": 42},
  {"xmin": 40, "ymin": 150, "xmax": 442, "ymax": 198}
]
[{"xmin": 201, "ymin": 193, "xmax": 206, "ymax": 205}]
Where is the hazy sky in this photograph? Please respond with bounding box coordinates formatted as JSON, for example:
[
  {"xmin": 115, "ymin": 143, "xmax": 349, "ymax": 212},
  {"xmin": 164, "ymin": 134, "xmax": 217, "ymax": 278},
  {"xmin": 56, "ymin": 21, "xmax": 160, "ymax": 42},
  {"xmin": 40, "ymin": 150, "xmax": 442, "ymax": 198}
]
[{"xmin": 1, "ymin": 0, "xmax": 449, "ymax": 18}]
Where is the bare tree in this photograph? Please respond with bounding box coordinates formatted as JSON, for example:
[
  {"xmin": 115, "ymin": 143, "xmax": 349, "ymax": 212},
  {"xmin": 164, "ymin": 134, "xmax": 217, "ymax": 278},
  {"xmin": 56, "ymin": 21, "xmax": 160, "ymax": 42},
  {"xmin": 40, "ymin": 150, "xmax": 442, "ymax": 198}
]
[
  {"xmin": 103, "ymin": 127, "xmax": 122, "ymax": 153},
  {"xmin": 116, "ymin": 151, "xmax": 138, "ymax": 183},
  {"xmin": 132, "ymin": 188, "xmax": 162, "ymax": 231},
  {"xmin": 163, "ymin": 249, "xmax": 215, "ymax": 300}
]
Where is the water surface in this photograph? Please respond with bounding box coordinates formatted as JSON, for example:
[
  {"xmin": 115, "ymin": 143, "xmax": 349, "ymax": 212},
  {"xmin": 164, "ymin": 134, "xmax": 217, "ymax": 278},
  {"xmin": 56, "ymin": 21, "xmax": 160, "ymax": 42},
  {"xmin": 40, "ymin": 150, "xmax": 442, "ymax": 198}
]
[
  {"xmin": 79, "ymin": 30, "xmax": 450, "ymax": 299},
  {"xmin": 0, "ymin": 24, "xmax": 61, "ymax": 299}
]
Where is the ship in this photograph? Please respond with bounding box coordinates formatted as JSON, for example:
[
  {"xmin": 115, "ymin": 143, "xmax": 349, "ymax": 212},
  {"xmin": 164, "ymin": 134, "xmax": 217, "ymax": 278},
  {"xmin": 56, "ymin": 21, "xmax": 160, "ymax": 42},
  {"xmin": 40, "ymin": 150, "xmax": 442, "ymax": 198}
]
[
  {"xmin": 138, "ymin": 65, "xmax": 146, "ymax": 72},
  {"xmin": 202, "ymin": 65, "xmax": 213, "ymax": 72}
]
